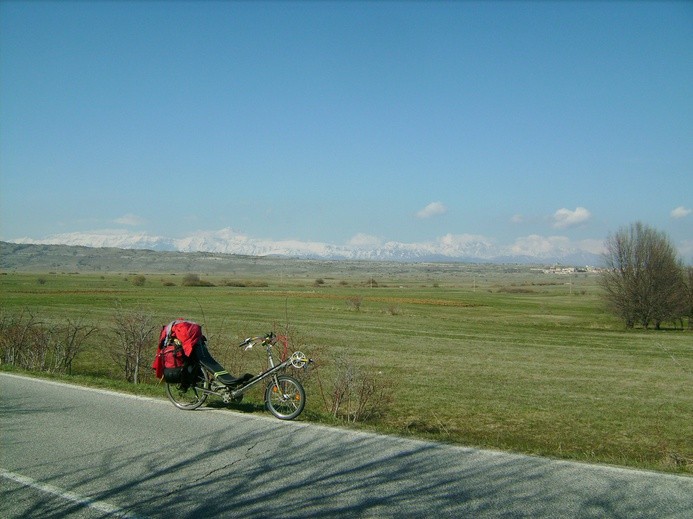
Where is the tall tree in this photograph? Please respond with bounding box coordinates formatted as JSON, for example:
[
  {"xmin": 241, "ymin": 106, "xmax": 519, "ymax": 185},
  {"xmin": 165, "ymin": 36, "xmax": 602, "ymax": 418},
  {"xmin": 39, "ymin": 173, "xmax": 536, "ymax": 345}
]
[{"xmin": 600, "ymin": 222, "xmax": 685, "ymax": 329}]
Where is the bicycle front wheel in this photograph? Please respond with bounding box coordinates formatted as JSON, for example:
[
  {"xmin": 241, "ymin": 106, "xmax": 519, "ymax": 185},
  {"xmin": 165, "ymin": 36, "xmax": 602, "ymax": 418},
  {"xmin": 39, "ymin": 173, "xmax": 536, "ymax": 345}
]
[
  {"xmin": 265, "ymin": 375, "xmax": 305, "ymax": 420},
  {"xmin": 166, "ymin": 367, "xmax": 210, "ymax": 410}
]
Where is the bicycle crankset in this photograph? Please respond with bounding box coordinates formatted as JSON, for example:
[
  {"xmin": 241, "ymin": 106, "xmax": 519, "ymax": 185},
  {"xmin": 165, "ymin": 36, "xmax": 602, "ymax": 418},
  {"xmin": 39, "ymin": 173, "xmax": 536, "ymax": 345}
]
[{"xmin": 290, "ymin": 351, "xmax": 309, "ymax": 368}]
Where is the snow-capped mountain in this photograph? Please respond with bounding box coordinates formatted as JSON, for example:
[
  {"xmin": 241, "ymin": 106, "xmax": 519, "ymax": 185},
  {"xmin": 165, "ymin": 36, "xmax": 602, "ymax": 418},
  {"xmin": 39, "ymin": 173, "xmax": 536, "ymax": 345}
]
[{"xmin": 10, "ymin": 228, "xmax": 603, "ymax": 265}]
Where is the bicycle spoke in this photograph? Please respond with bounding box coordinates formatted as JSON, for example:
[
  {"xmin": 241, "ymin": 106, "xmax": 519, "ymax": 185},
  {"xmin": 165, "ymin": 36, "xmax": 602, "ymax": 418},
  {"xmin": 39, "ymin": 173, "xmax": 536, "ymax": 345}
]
[{"xmin": 265, "ymin": 375, "xmax": 305, "ymax": 420}]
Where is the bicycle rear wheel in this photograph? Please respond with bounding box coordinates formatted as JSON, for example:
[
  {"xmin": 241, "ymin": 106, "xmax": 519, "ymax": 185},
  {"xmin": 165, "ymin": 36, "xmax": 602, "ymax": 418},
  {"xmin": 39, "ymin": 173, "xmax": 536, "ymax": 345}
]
[
  {"xmin": 166, "ymin": 366, "xmax": 210, "ymax": 410},
  {"xmin": 265, "ymin": 375, "xmax": 305, "ymax": 420}
]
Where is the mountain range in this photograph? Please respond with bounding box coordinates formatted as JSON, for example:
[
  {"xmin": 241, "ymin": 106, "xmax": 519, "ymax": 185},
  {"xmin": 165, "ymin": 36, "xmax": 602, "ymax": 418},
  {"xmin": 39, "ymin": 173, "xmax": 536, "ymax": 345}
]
[{"xmin": 7, "ymin": 228, "xmax": 603, "ymax": 266}]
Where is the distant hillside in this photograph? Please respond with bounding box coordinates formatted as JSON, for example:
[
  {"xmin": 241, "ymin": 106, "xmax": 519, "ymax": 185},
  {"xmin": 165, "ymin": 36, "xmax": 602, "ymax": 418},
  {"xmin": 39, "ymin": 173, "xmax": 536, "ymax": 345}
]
[
  {"xmin": 0, "ymin": 241, "xmax": 273, "ymax": 275},
  {"xmin": 1, "ymin": 241, "xmax": 573, "ymax": 280}
]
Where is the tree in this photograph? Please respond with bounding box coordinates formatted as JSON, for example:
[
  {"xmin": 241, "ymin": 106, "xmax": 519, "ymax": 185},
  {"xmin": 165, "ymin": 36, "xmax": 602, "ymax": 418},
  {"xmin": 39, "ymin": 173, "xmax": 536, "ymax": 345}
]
[
  {"xmin": 599, "ymin": 222, "xmax": 686, "ymax": 329},
  {"xmin": 684, "ymin": 266, "xmax": 693, "ymax": 330}
]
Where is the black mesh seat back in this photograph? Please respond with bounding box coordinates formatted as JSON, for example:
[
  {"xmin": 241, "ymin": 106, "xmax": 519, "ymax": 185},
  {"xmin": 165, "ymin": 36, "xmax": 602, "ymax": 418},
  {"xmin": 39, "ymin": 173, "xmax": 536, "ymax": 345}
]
[
  {"xmin": 194, "ymin": 340, "xmax": 252, "ymax": 386},
  {"xmin": 195, "ymin": 340, "xmax": 226, "ymax": 374}
]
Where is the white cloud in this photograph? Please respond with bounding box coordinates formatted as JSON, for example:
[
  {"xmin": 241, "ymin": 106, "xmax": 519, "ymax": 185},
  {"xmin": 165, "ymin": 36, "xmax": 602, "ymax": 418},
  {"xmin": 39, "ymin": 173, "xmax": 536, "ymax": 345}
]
[
  {"xmin": 114, "ymin": 213, "xmax": 145, "ymax": 226},
  {"xmin": 576, "ymin": 238, "xmax": 606, "ymax": 255},
  {"xmin": 348, "ymin": 233, "xmax": 382, "ymax": 248},
  {"xmin": 435, "ymin": 233, "xmax": 496, "ymax": 258},
  {"xmin": 552, "ymin": 207, "xmax": 591, "ymax": 229},
  {"xmin": 670, "ymin": 206, "xmax": 692, "ymax": 219},
  {"xmin": 416, "ymin": 201, "xmax": 447, "ymax": 219},
  {"xmin": 510, "ymin": 214, "xmax": 524, "ymax": 224},
  {"xmin": 510, "ymin": 235, "xmax": 571, "ymax": 256},
  {"xmin": 438, "ymin": 233, "xmax": 492, "ymax": 247}
]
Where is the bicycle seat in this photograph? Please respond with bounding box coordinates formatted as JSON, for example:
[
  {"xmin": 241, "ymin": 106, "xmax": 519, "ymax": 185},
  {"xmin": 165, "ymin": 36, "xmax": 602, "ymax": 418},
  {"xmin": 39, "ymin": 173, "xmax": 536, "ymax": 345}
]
[
  {"xmin": 215, "ymin": 371, "xmax": 254, "ymax": 387},
  {"xmin": 194, "ymin": 341, "xmax": 254, "ymax": 387}
]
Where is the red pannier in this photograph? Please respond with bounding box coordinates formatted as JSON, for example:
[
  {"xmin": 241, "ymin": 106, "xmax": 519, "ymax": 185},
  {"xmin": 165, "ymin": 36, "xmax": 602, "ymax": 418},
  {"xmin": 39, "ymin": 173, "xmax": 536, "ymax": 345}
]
[
  {"xmin": 152, "ymin": 319, "xmax": 203, "ymax": 382},
  {"xmin": 160, "ymin": 341, "xmax": 185, "ymax": 382}
]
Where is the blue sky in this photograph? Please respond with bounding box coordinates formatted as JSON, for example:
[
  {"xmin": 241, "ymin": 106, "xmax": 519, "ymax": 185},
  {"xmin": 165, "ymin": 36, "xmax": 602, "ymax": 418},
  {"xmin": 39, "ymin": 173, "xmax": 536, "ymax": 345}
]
[{"xmin": 1, "ymin": 1, "xmax": 691, "ymax": 259}]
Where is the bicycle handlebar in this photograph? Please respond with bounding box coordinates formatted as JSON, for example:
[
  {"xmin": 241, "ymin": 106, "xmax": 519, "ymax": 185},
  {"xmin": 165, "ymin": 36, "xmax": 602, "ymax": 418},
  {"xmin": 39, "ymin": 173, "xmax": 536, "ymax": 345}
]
[
  {"xmin": 238, "ymin": 332, "xmax": 312, "ymax": 368},
  {"xmin": 238, "ymin": 332, "xmax": 276, "ymax": 349}
]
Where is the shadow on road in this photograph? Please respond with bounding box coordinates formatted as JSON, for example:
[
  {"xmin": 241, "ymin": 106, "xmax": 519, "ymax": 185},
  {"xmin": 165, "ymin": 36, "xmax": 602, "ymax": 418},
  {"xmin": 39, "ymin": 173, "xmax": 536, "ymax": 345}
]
[{"xmin": 3, "ymin": 380, "xmax": 692, "ymax": 518}]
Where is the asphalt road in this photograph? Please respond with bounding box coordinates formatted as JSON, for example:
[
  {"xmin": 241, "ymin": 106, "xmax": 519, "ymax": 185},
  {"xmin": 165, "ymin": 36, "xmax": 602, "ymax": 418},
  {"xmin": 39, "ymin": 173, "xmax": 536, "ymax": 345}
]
[{"xmin": 1, "ymin": 373, "xmax": 691, "ymax": 518}]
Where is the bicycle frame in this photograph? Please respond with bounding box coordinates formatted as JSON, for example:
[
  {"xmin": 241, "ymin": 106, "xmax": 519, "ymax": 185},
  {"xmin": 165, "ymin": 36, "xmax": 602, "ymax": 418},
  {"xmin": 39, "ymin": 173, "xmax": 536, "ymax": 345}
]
[
  {"xmin": 229, "ymin": 352, "xmax": 291, "ymax": 399},
  {"xmin": 203, "ymin": 334, "xmax": 309, "ymax": 402}
]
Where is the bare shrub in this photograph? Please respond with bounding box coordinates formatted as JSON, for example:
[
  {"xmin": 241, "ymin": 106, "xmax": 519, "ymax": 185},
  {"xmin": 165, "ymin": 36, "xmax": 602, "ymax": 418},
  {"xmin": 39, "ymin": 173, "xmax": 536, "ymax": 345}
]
[
  {"xmin": 0, "ymin": 310, "xmax": 38, "ymax": 366},
  {"xmin": 110, "ymin": 306, "xmax": 157, "ymax": 383},
  {"xmin": 182, "ymin": 273, "xmax": 201, "ymax": 286},
  {"xmin": 50, "ymin": 318, "xmax": 98, "ymax": 374},
  {"xmin": 182, "ymin": 273, "xmax": 214, "ymax": 287},
  {"xmin": 221, "ymin": 280, "xmax": 269, "ymax": 288},
  {"xmin": 0, "ymin": 309, "xmax": 97, "ymax": 373},
  {"xmin": 0, "ymin": 308, "xmax": 44, "ymax": 368},
  {"xmin": 131, "ymin": 275, "xmax": 146, "ymax": 287},
  {"xmin": 15, "ymin": 324, "xmax": 50, "ymax": 371},
  {"xmin": 386, "ymin": 304, "xmax": 401, "ymax": 316},
  {"xmin": 314, "ymin": 352, "xmax": 393, "ymax": 423},
  {"xmin": 346, "ymin": 296, "xmax": 363, "ymax": 312}
]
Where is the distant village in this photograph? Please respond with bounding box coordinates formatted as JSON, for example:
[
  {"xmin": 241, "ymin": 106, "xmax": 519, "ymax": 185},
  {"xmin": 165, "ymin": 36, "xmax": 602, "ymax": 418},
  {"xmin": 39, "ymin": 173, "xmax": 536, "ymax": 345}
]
[{"xmin": 531, "ymin": 266, "xmax": 602, "ymax": 275}]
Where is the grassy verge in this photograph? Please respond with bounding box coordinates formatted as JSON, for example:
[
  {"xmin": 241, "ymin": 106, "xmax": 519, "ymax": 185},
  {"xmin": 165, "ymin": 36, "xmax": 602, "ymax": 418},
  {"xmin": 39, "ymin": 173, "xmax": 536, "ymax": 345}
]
[{"xmin": 1, "ymin": 268, "xmax": 691, "ymax": 474}]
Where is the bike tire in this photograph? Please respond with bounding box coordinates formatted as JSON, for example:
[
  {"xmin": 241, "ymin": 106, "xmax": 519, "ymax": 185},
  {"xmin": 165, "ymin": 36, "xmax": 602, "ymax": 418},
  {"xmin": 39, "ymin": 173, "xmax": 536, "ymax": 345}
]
[
  {"xmin": 166, "ymin": 366, "xmax": 210, "ymax": 410},
  {"xmin": 265, "ymin": 375, "xmax": 306, "ymax": 420}
]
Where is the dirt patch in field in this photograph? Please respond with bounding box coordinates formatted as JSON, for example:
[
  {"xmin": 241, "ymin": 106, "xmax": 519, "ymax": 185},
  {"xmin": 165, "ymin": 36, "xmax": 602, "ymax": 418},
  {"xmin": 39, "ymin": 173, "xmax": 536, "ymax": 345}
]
[{"xmin": 233, "ymin": 290, "xmax": 485, "ymax": 308}]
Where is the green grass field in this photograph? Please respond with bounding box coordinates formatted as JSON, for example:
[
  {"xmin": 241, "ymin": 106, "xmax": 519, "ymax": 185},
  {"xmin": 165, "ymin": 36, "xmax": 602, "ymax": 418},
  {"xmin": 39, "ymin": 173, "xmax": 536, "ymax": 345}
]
[{"xmin": 1, "ymin": 264, "xmax": 691, "ymax": 475}]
